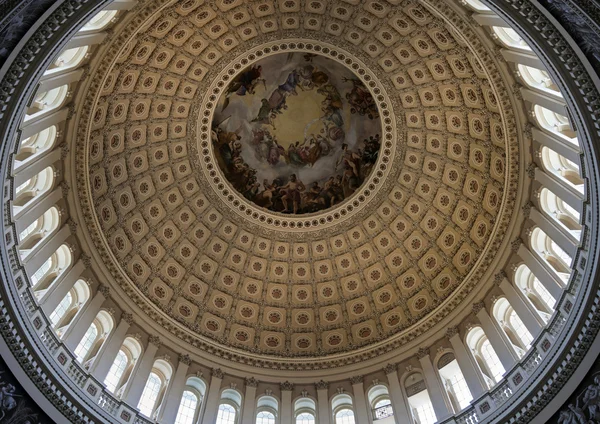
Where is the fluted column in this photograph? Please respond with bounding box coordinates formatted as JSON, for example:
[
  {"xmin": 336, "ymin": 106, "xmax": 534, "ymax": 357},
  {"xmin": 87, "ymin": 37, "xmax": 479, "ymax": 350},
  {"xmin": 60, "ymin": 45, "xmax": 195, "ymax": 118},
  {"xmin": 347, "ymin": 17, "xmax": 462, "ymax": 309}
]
[
  {"xmin": 159, "ymin": 354, "xmax": 192, "ymax": 423},
  {"xmin": 13, "ymin": 149, "xmax": 61, "ymax": 186},
  {"xmin": 474, "ymin": 302, "xmax": 518, "ymax": 370},
  {"xmin": 383, "ymin": 364, "xmax": 411, "ymax": 424},
  {"xmin": 90, "ymin": 312, "xmax": 132, "ymax": 381},
  {"xmin": 447, "ymin": 327, "xmax": 487, "ymax": 399},
  {"xmin": 499, "ymin": 278, "xmax": 545, "ymax": 335},
  {"xmin": 280, "ymin": 382, "xmax": 293, "ymax": 423},
  {"xmin": 535, "ymin": 167, "xmax": 583, "ymax": 213},
  {"xmin": 417, "ymin": 349, "xmax": 452, "ymax": 420},
  {"xmin": 13, "ymin": 188, "xmax": 62, "ymax": 231},
  {"xmin": 532, "ymin": 127, "xmax": 579, "ymax": 163},
  {"xmin": 39, "ymin": 259, "xmax": 85, "ymax": 315},
  {"xmin": 19, "ymin": 108, "xmax": 69, "ymax": 139},
  {"xmin": 123, "ymin": 336, "xmax": 160, "ymax": 407},
  {"xmin": 241, "ymin": 378, "xmax": 258, "ymax": 424},
  {"xmin": 199, "ymin": 369, "xmax": 223, "ymax": 424},
  {"xmin": 350, "ymin": 376, "xmax": 370, "ymax": 424},
  {"xmin": 316, "ymin": 381, "xmax": 331, "ymax": 424},
  {"xmin": 530, "ymin": 208, "xmax": 578, "ymax": 259},
  {"xmin": 63, "ymin": 285, "xmax": 107, "ymax": 351}
]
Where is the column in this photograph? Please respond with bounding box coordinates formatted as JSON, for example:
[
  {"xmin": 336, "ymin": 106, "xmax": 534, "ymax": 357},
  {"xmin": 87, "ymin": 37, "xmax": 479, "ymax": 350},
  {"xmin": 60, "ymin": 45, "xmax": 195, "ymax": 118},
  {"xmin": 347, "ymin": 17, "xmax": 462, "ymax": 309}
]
[
  {"xmin": 63, "ymin": 285, "xmax": 107, "ymax": 351},
  {"xmin": 499, "ymin": 278, "xmax": 545, "ymax": 335},
  {"xmin": 474, "ymin": 303, "xmax": 518, "ymax": 370},
  {"xmin": 280, "ymin": 382, "xmax": 293, "ymax": 423},
  {"xmin": 23, "ymin": 225, "xmax": 70, "ymax": 275},
  {"xmin": 104, "ymin": 0, "xmax": 138, "ymax": 10},
  {"xmin": 159, "ymin": 354, "xmax": 191, "ymax": 423},
  {"xmin": 13, "ymin": 149, "xmax": 61, "ymax": 186},
  {"xmin": 65, "ymin": 32, "xmax": 107, "ymax": 49},
  {"xmin": 13, "ymin": 188, "xmax": 62, "ymax": 231},
  {"xmin": 472, "ymin": 13, "xmax": 505, "ymax": 26},
  {"xmin": 199, "ymin": 369, "xmax": 223, "ymax": 424},
  {"xmin": 530, "ymin": 208, "xmax": 578, "ymax": 258},
  {"xmin": 501, "ymin": 49, "xmax": 544, "ymax": 69},
  {"xmin": 447, "ymin": 327, "xmax": 487, "ymax": 399},
  {"xmin": 521, "ymin": 88, "xmax": 567, "ymax": 115},
  {"xmin": 241, "ymin": 378, "xmax": 258, "ymax": 424},
  {"xmin": 350, "ymin": 376, "xmax": 370, "ymax": 424},
  {"xmin": 518, "ymin": 244, "xmax": 565, "ymax": 298},
  {"xmin": 19, "ymin": 108, "xmax": 69, "ymax": 140},
  {"xmin": 383, "ymin": 365, "xmax": 411, "ymax": 424},
  {"xmin": 123, "ymin": 336, "xmax": 160, "ymax": 406},
  {"xmin": 90, "ymin": 313, "xmax": 132, "ymax": 381},
  {"xmin": 417, "ymin": 349, "xmax": 452, "ymax": 420},
  {"xmin": 39, "ymin": 259, "xmax": 84, "ymax": 315},
  {"xmin": 535, "ymin": 167, "xmax": 583, "ymax": 214},
  {"xmin": 532, "ymin": 127, "xmax": 580, "ymax": 163},
  {"xmin": 316, "ymin": 381, "xmax": 331, "ymax": 424}
]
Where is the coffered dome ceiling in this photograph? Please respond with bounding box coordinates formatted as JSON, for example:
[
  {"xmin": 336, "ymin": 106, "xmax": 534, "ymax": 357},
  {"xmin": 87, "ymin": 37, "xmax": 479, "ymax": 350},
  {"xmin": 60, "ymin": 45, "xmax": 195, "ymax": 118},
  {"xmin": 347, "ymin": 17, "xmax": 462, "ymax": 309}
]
[{"xmin": 73, "ymin": 0, "xmax": 522, "ymax": 364}]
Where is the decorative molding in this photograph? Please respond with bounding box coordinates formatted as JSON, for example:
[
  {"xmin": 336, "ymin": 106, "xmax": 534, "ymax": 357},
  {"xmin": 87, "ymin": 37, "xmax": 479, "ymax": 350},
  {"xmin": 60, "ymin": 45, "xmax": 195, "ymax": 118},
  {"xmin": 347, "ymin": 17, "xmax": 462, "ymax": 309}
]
[
  {"xmin": 349, "ymin": 375, "xmax": 364, "ymax": 385},
  {"xmin": 280, "ymin": 381, "xmax": 294, "ymax": 391},
  {"xmin": 416, "ymin": 347, "xmax": 430, "ymax": 359},
  {"xmin": 246, "ymin": 377, "xmax": 259, "ymax": 388},
  {"xmin": 212, "ymin": 368, "xmax": 224, "ymax": 379},
  {"xmin": 315, "ymin": 380, "xmax": 329, "ymax": 390}
]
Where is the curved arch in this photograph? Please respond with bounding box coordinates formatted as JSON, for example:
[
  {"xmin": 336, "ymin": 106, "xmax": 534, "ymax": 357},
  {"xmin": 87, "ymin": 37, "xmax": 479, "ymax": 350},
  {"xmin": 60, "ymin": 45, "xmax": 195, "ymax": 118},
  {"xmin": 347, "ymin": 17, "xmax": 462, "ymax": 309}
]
[{"xmin": 466, "ymin": 327, "xmax": 505, "ymax": 387}]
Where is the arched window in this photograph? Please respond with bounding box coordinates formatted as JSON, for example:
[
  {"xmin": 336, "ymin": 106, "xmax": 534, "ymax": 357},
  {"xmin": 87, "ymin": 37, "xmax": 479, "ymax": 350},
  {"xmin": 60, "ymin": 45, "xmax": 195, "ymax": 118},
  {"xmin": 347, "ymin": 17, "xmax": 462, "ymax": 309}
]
[
  {"xmin": 256, "ymin": 411, "xmax": 276, "ymax": 424},
  {"xmin": 216, "ymin": 404, "xmax": 237, "ymax": 424},
  {"xmin": 79, "ymin": 10, "xmax": 118, "ymax": 32},
  {"xmin": 74, "ymin": 322, "xmax": 97, "ymax": 362},
  {"xmin": 539, "ymin": 188, "xmax": 581, "ymax": 239},
  {"xmin": 514, "ymin": 264, "xmax": 555, "ymax": 322},
  {"xmin": 137, "ymin": 359, "xmax": 173, "ymax": 418},
  {"xmin": 332, "ymin": 394, "xmax": 356, "ymax": 424},
  {"xmin": 256, "ymin": 395, "xmax": 278, "ymax": 424},
  {"xmin": 437, "ymin": 352, "xmax": 472, "ymax": 412},
  {"xmin": 530, "ymin": 227, "xmax": 572, "ymax": 280},
  {"xmin": 104, "ymin": 337, "xmax": 142, "ymax": 396},
  {"xmin": 539, "ymin": 147, "xmax": 583, "ymax": 193},
  {"xmin": 534, "ymin": 105, "xmax": 578, "ymax": 146},
  {"xmin": 217, "ymin": 388, "xmax": 242, "ymax": 424},
  {"xmin": 492, "ymin": 27, "xmax": 531, "ymax": 50},
  {"xmin": 73, "ymin": 310, "xmax": 114, "ymax": 365},
  {"xmin": 466, "ymin": 327, "xmax": 505, "ymax": 387},
  {"xmin": 367, "ymin": 384, "xmax": 394, "ymax": 420},
  {"xmin": 175, "ymin": 391, "xmax": 198, "ymax": 424},
  {"xmin": 294, "ymin": 397, "xmax": 316, "ymax": 424},
  {"xmin": 49, "ymin": 292, "xmax": 72, "ymax": 327},
  {"xmin": 13, "ymin": 166, "xmax": 55, "ymax": 209},
  {"xmin": 335, "ymin": 409, "xmax": 356, "ymax": 424},
  {"xmin": 492, "ymin": 298, "xmax": 534, "ymax": 357},
  {"xmin": 517, "ymin": 64, "xmax": 561, "ymax": 96},
  {"xmin": 404, "ymin": 372, "xmax": 436, "ymax": 424},
  {"xmin": 175, "ymin": 377, "xmax": 206, "ymax": 424}
]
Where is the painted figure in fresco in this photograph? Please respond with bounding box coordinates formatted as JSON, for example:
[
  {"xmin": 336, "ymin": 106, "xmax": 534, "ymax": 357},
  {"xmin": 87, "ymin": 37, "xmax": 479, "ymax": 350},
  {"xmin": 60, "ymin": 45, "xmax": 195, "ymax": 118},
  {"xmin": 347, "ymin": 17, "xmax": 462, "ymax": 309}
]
[
  {"xmin": 344, "ymin": 77, "xmax": 379, "ymax": 119},
  {"xmin": 221, "ymin": 65, "xmax": 265, "ymax": 111},
  {"xmin": 252, "ymin": 98, "xmax": 276, "ymax": 128},
  {"xmin": 280, "ymin": 174, "xmax": 306, "ymax": 214},
  {"xmin": 0, "ymin": 383, "xmax": 20, "ymax": 420}
]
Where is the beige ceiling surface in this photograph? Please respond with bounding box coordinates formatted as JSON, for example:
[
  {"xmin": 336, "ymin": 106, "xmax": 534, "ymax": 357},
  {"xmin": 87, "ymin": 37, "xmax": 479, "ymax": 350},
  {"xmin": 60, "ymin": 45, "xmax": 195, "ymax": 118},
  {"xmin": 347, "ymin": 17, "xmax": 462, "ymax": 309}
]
[{"xmin": 72, "ymin": 0, "xmax": 520, "ymax": 364}]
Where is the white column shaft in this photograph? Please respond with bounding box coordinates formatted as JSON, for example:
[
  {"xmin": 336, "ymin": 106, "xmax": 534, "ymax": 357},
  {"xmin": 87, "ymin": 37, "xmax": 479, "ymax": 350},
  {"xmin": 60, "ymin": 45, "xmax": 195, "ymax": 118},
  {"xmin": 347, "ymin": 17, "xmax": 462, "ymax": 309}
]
[
  {"xmin": 472, "ymin": 13, "xmax": 505, "ymax": 26},
  {"xmin": 419, "ymin": 355, "xmax": 452, "ymax": 420},
  {"xmin": 518, "ymin": 244, "xmax": 565, "ymax": 298},
  {"xmin": 317, "ymin": 388, "xmax": 331, "ymax": 424},
  {"xmin": 65, "ymin": 32, "xmax": 107, "ymax": 49},
  {"xmin": 500, "ymin": 278, "xmax": 545, "ymax": 335},
  {"xmin": 501, "ymin": 49, "xmax": 544, "ymax": 69},
  {"xmin": 449, "ymin": 334, "xmax": 487, "ymax": 399},
  {"xmin": 385, "ymin": 370, "xmax": 411, "ymax": 424},
  {"xmin": 90, "ymin": 318, "xmax": 129, "ymax": 381},
  {"xmin": 122, "ymin": 341, "xmax": 159, "ymax": 406},
  {"xmin": 521, "ymin": 88, "xmax": 567, "ymax": 115},
  {"xmin": 281, "ymin": 389, "xmax": 293, "ymax": 423},
  {"xmin": 38, "ymin": 68, "xmax": 84, "ymax": 97},
  {"xmin": 159, "ymin": 360, "xmax": 190, "ymax": 423},
  {"xmin": 241, "ymin": 385, "xmax": 257, "ymax": 424},
  {"xmin": 39, "ymin": 259, "xmax": 84, "ymax": 314},
  {"xmin": 63, "ymin": 290, "xmax": 105, "ymax": 351},
  {"xmin": 530, "ymin": 207, "xmax": 578, "ymax": 258},
  {"xmin": 199, "ymin": 375, "xmax": 223, "ymax": 424},
  {"xmin": 476, "ymin": 308, "xmax": 518, "ymax": 369},
  {"xmin": 24, "ymin": 225, "xmax": 70, "ymax": 275},
  {"xmin": 535, "ymin": 167, "xmax": 584, "ymax": 214},
  {"xmin": 13, "ymin": 188, "xmax": 62, "ymax": 232},
  {"xmin": 19, "ymin": 108, "xmax": 69, "ymax": 139},
  {"xmin": 352, "ymin": 381, "xmax": 370, "ymax": 424},
  {"xmin": 13, "ymin": 149, "xmax": 61, "ymax": 186},
  {"xmin": 532, "ymin": 127, "xmax": 580, "ymax": 163}
]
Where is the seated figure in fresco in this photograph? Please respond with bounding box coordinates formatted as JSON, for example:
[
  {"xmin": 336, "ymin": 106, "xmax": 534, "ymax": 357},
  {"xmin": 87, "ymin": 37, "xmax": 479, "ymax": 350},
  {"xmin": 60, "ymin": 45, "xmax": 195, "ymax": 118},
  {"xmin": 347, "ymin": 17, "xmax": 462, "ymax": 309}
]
[
  {"xmin": 280, "ymin": 174, "xmax": 306, "ymax": 214},
  {"xmin": 303, "ymin": 182, "xmax": 327, "ymax": 212},
  {"xmin": 221, "ymin": 65, "xmax": 264, "ymax": 111},
  {"xmin": 344, "ymin": 77, "xmax": 379, "ymax": 120}
]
